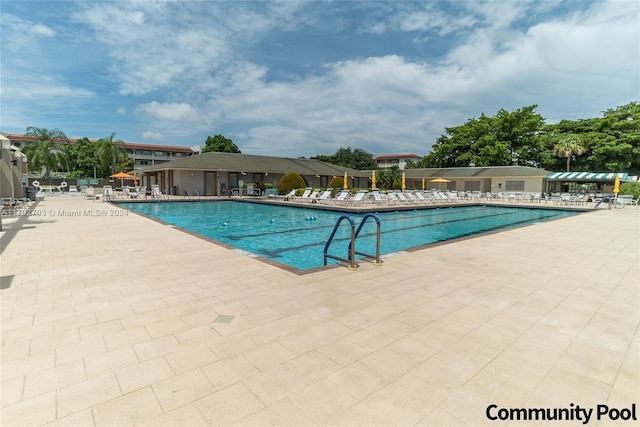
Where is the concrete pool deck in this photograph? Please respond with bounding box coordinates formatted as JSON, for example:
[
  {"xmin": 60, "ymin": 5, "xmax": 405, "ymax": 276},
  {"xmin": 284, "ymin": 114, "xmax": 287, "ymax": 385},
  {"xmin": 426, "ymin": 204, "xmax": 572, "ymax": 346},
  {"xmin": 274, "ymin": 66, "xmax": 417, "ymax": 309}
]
[{"xmin": 1, "ymin": 196, "xmax": 638, "ymax": 426}]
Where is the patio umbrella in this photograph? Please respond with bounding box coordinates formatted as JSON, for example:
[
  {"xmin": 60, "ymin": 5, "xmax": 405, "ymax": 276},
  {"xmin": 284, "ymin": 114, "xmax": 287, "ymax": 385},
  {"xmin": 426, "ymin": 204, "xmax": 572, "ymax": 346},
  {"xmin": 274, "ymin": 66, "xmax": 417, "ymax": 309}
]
[
  {"xmin": 371, "ymin": 170, "xmax": 377, "ymax": 190},
  {"xmin": 422, "ymin": 178, "xmax": 425, "ymax": 190},
  {"xmin": 133, "ymin": 173, "xmax": 138, "ymax": 186},
  {"xmin": 343, "ymin": 172, "xmax": 348, "ymax": 189},
  {"xmin": 430, "ymin": 177, "xmax": 450, "ymax": 190},
  {"xmin": 401, "ymin": 172, "xmax": 406, "ymax": 190},
  {"xmin": 110, "ymin": 172, "xmax": 135, "ymax": 187},
  {"xmin": 613, "ymin": 175, "xmax": 620, "ymax": 194}
]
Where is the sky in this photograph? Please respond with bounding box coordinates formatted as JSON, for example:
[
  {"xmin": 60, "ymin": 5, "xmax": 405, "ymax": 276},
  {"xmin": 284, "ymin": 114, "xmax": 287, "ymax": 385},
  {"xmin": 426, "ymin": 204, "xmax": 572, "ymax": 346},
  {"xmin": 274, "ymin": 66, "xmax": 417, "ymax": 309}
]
[{"xmin": 1, "ymin": 0, "xmax": 638, "ymax": 158}]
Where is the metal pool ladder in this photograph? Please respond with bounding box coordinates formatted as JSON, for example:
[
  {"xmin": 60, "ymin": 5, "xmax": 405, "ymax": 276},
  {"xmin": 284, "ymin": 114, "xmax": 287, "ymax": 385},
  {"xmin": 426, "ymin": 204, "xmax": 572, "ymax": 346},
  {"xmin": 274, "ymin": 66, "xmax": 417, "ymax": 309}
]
[{"xmin": 324, "ymin": 213, "xmax": 382, "ymax": 271}]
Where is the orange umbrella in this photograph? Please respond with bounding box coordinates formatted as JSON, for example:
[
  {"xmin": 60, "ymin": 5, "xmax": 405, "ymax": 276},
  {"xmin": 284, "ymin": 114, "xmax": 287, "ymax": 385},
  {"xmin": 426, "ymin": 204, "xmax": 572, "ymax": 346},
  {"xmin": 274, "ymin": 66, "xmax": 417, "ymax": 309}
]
[
  {"xmin": 401, "ymin": 172, "xmax": 406, "ymax": 190},
  {"xmin": 343, "ymin": 172, "xmax": 348, "ymax": 189},
  {"xmin": 371, "ymin": 170, "xmax": 377, "ymax": 190},
  {"xmin": 421, "ymin": 178, "xmax": 425, "ymax": 190},
  {"xmin": 110, "ymin": 172, "xmax": 135, "ymax": 187},
  {"xmin": 110, "ymin": 172, "xmax": 135, "ymax": 179}
]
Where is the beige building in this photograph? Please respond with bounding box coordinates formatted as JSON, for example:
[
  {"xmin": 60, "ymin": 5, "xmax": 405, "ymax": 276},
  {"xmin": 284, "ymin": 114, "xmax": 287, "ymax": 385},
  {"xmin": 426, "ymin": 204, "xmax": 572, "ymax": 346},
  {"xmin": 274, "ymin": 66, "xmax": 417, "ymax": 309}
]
[
  {"xmin": 138, "ymin": 151, "xmax": 370, "ymax": 196},
  {"xmin": 374, "ymin": 153, "xmax": 422, "ymax": 170},
  {"xmin": 2, "ymin": 133, "xmax": 195, "ymax": 175},
  {"xmin": 0, "ymin": 134, "xmax": 27, "ymax": 201},
  {"xmin": 403, "ymin": 166, "xmax": 551, "ymax": 193}
]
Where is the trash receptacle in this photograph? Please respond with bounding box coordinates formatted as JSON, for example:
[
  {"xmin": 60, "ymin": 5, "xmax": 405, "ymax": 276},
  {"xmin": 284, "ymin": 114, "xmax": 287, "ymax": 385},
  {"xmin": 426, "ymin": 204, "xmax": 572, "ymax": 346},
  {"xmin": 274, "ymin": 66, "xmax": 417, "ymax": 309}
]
[{"xmin": 26, "ymin": 186, "xmax": 37, "ymax": 201}]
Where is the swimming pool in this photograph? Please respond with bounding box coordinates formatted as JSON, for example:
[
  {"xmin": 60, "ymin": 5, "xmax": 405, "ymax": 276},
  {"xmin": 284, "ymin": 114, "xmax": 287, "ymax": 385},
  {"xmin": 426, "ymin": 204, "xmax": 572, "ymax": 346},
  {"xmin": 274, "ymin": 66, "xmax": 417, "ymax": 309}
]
[{"xmin": 120, "ymin": 201, "xmax": 582, "ymax": 271}]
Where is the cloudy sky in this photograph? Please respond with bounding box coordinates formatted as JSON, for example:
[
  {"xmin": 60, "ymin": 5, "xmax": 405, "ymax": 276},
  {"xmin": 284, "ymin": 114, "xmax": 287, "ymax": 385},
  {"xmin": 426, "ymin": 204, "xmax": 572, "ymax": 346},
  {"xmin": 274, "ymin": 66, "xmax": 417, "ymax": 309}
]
[{"xmin": 1, "ymin": 0, "xmax": 638, "ymax": 158}]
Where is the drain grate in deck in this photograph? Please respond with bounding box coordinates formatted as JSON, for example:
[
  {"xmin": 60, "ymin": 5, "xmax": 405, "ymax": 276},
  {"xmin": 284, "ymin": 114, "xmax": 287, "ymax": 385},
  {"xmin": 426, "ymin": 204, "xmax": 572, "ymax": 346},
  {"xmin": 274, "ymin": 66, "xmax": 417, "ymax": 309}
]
[{"xmin": 213, "ymin": 315, "xmax": 235, "ymax": 324}]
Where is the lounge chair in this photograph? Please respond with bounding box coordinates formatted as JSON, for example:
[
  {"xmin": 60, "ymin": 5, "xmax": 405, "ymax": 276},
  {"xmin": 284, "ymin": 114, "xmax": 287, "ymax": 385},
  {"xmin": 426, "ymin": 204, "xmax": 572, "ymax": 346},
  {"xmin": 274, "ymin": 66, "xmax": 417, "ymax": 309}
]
[
  {"xmin": 413, "ymin": 191, "xmax": 433, "ymax": 204},
  {"xmin": 123, "ymin": 187, "xmax": 139, "ymax": 198},
  {"xmin": 317, "ymin": 189, "xmax": 333, "ymax": 203},
  {"xmin": 332, "ymin": 190, "xmax": 351, "ymax": 204},
  {"xmin": 298, "ymin": 187, "xmax": 313, "ymax": 201},
  {"xmin": 386, "ymin": 192, "xmax": 400, "ymax": 205},
  {"xmin": 395, "ymin": 192, "xmax": 410, "ymax": 204},
  {"xmin": 349, "ymin": 190, "xmax": 369, "ymax": 205},
  {"xmin": 306, "ymin": 189, "xmax": 320, "ymax": 203},
  {"xmin": 103, "ymin": 185, "xmax": 114, "ymax": 201},
  {"xmin": 371, "ymin": 190, "xmax": 386, "ymax": 204},
  {"xmin": 282, "ymin": 189, "xmax": 296, "ymax": 200}
]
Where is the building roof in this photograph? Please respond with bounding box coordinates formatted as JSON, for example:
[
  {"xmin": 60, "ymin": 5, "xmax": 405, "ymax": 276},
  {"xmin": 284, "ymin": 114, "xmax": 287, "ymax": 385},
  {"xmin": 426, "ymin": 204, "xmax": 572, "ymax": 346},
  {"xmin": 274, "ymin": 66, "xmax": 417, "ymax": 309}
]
[
  {"xmin": 403, "ymin": 166, "xmax": 551, "ymax": 179},
  {"xmin": 138, "ymin": 151, "xmax": 370, "ymax": 177},
  {"xmin": 375, "ymin": 153, "xmax": 422, "ymax": 160}
]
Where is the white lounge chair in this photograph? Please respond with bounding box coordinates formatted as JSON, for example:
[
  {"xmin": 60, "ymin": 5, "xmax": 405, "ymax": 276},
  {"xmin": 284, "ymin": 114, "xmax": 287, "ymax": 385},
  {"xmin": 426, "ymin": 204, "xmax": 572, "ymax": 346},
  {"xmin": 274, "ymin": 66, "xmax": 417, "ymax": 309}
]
[
  {"xmin": 349, "ymin": 190, "xmax": 369, "ymax": 205},
  {"xmin": 371, "ymin": 190, "xmax": 386, "ymax": 204},
  {"xmin": 386, "ymin": 192, "xmax": 400, "ymax": 205},
  {"xmin": 282, "ymin": 189, "xmax": 296, "ymax": 200},
  {"xmin": 413, "ymin": 191, "xmax": 433, "ymax": 204},
  {"xmin": 395, "ymin": 192, "xmax": 410, "ymax": 204},
  {"xmin": 332, "ymin": 190, "xmax": 350, "ymax": 204},
  {"xmin": 103, "ymin": 185, "xmax": 114, "ymax": 201},
  {"xmin": 318, "ymin": 189, "xmax": 333, "ymax": 203},
  {"xmin": 307, "ymin": 189, "xmax": 320, "ymax": 203}
]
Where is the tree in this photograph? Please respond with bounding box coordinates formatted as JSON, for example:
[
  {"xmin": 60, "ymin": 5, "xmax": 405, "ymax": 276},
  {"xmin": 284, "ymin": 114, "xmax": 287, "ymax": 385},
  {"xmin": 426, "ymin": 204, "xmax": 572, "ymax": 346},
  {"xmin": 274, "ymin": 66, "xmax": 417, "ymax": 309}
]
[
  {"xmin": 22, "ymin": 127, "xmax": 69, "ymax": 180},
  {"xmin": 95, "ymin": 132, "xmax": 130, "ymax": 177},
  {"xmin": 65, "ymin": 137, "xmax": 99, "ymax": 178},
  {"xmin": 312, "ymin": 147, "xmax": 376, "ymax": 170},
  {"xmin": 419, "ymin": 106, "xmax": 546, "ymax": 168},
  {"xmin": 203, "ymin": 135, "xmax": 241, "ymax": 153},
  {"xmin": 376, "ymin": 166, "xmax": 402, "ymax": 190},
  {"xmin": 552, "ymin": 135, "xmax": 586, "ymax": 172}
]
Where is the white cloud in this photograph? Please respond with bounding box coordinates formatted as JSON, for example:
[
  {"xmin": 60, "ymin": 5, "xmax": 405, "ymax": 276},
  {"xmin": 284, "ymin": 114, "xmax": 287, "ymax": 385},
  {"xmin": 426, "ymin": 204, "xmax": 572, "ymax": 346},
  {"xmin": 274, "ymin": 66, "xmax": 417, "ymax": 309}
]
[
  {"xmin": 136, "ymin": 101, "xmax": 199, "ymax": 123},
  {"xmin": 141, "ymin": 131, "xmax": 164, "ymax": 141},
  {"xmin": 1, "ymin": 0, "xmax": 637, "ymax": 157},
  {"xmin": 0, "ymin": 13, "xmax": 55, "ymax": 51}
]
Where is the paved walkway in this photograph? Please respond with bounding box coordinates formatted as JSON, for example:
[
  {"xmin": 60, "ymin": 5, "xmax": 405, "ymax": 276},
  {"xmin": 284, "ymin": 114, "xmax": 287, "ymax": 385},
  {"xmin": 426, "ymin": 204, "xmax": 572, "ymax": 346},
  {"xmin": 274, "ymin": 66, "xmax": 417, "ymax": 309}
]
[{"xmin": 1, "ymin": 196, "xmax": 638, "ymax": 426}]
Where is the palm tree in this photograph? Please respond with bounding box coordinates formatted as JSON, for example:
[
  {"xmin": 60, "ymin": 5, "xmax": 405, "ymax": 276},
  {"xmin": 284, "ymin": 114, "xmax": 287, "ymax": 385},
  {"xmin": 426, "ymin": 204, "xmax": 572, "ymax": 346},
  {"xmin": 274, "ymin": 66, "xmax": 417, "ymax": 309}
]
[
  {"xmin": 553, "ymin": 136, "xmax": 586, "ymax": 172},
  {"xmin": 22, "ymin": 127, "xmax": 69, "ymax": 182},
  {"xmin": 95, "ymin": 132, "xmax": 129, "ymax": 177}
]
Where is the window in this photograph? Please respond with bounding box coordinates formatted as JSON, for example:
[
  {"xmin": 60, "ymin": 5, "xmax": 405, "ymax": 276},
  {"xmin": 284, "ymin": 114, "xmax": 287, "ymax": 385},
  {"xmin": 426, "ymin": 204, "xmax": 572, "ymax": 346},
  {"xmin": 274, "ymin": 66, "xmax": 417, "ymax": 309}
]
[
  {"xmin": 464, "ymin": 181, "xmax": 480, "ymax": 191},
  {"xmin": 505, "ymin": 180, "xmax": 524, "ymax": 191}
]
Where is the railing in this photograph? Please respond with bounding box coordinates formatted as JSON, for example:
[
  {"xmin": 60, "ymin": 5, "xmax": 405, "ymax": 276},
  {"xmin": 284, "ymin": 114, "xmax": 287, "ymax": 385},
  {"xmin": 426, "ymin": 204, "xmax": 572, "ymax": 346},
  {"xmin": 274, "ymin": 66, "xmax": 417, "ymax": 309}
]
[
  {"xmin": 324, "ymin": 213, "xmax": 382, "ymax": 270},
  {"xmin": 349, "ymin": 213, "xmax": 382, "ymax": 266},
  {"xmin": 324, "ymin": 215, "xmax": 357, "ymax": 271},
  {"xmin": 162, "ymin": 189, "xmax": 171, "ymax": 203},
  {"xmin": 194, "ymin": 189, "xmax": 202, "ymax": 202}
]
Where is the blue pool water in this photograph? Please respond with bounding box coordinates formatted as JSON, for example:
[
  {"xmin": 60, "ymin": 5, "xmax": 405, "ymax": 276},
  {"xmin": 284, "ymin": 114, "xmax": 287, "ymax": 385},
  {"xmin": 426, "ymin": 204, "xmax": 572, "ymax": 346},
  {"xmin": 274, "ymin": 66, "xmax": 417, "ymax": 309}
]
[{"xmin": 119, "ymin": 202, "xmax": 581, "ymax": 271}]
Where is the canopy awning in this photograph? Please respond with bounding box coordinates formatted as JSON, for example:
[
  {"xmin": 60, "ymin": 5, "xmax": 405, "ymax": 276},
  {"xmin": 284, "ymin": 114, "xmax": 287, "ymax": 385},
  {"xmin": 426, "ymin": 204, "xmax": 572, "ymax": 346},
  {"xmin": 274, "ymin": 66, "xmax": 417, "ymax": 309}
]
[{"xmin": 546, "ymin": 172, "xmax": 629, "ymax": 181}]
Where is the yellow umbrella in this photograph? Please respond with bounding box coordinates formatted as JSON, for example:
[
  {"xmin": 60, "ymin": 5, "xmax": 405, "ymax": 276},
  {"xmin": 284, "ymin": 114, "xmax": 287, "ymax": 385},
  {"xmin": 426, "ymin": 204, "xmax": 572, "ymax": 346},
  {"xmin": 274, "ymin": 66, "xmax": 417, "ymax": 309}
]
[
  {"xmin": 613, "ymin": 175, "xmax": 620, "ymax": 194},
  {"xmin": 421, "ymin": 178, "xmax": 425, "ymax": 190},
  {"xmin": 401, "ymin": 172, "xmax": 406, "ymax": 190},
  {"xmin": 430, "ymin": 177, "xmax": 450, "ymax": 190},
  {"xmin": 343, "ymin": 172, "xmax": 348, "ymax": 189},
  {"xmin": 371, "ymin": 170, "xmax": 377, "ymax": 190}
]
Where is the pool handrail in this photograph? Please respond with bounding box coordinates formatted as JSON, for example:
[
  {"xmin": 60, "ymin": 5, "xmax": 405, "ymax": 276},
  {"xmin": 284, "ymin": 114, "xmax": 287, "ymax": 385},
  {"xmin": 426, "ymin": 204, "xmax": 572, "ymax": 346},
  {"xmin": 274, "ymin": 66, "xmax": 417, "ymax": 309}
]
[
  {"xmin": 349, "ymin": 213, "xmax": 382, "ymax": 266},
  {"xmin": 324, "ymin": 215, "xmax": 357, "ymax": 270}
]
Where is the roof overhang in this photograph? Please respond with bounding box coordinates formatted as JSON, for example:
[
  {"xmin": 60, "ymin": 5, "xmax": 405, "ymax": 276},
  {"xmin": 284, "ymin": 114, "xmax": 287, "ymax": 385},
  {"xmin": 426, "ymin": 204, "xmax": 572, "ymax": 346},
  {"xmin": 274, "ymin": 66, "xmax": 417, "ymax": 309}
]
[{"xmin": 546, "ymin": 172, "xmax": 630, "ymax": 181}]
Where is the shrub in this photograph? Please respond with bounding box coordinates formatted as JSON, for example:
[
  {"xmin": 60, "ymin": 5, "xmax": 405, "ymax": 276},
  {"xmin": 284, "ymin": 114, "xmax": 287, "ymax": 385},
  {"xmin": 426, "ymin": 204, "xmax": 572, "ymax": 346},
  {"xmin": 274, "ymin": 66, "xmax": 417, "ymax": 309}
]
[
  {"xmin": 328, "ymin": 176, "xmax": 349, "ymax": 189},
  {"xmin": 277, "ymin": 172, "xmax": 306, "ymax": 195},
  {"xmin": 619, "ymin": 182, "xmax": 640, "ymax": 200}
]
